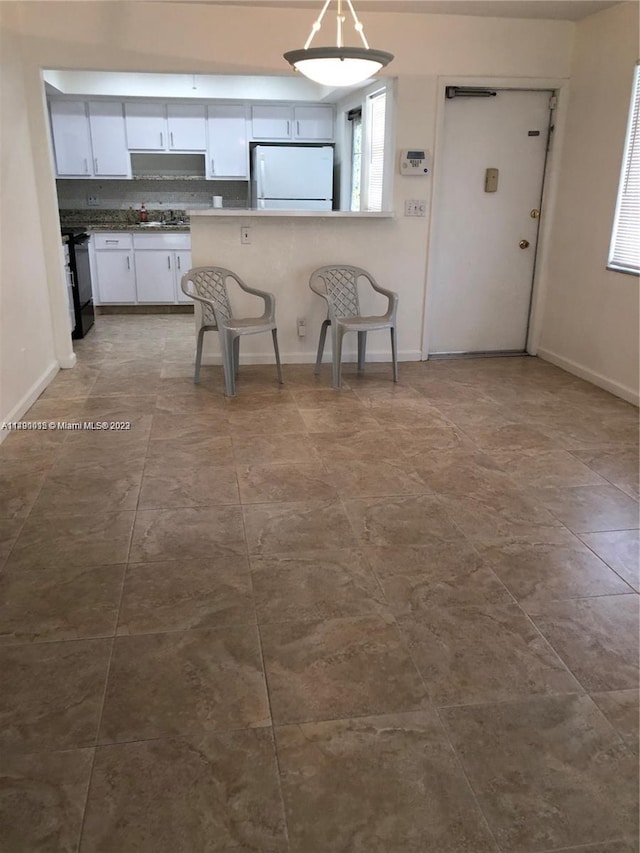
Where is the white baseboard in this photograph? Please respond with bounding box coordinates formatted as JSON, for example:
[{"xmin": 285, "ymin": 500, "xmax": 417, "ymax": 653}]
[
  {"xmin": 537, "ymin": 347, "xmax": 639, "ymax": 406},
  {"xmin": 201, "ymin": 349, "xmax": 422, "ymax": 366},
  {"xmin": 59, "ymin": 353, "xmax": 77, "ymax": 369},
  {"xmin": 0, "ymin": 362, "xmax": 60, "ymax": 445}
]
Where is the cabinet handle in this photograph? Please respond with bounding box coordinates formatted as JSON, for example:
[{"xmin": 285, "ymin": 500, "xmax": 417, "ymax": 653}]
[
  {"xmin": 84, "ymin": 158, "xmax": 89, "ymax": 174},
  {"xmin": 167, "ymin": 255, "xmax": 171, "ymax": 269},
  {"xmin": 160, "ymin": 131, "xmax": 164, "ymax": 147},
  {"xmin": 170, "ymin": 132, "xmax": 174, "ymax": 147},
  {"xmin": 94, "ymin": 158, "xmax": 98, "ymax": 173},
  {"xmin": 126, "ymin": 255, "xmax": 130, "ymax": 270},
  {"xmin": 297, "ymin": 121, "xmax": 300, "ymax": 136},
  {"xmin": 105, "ymin": 239, "xmax": 119, "ymax": 244},
  {"xmin": 211, "ymin": 158, "xmax": 215, "ymax": 175},
  {"xmin": 287, "ymin": 120, "xmax": 290, "ymax": 136},
  {"xmin": 177, "ymin": 256, "xmax": 181, "ymax": 270}
]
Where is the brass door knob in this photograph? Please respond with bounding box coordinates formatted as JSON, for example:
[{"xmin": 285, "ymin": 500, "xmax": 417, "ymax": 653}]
[
  {"xmin": 530, "ymin": 209, "xmax": 540, "ymax": 219},
  {"xmin": 519, "ymin": 239, "xmax": 530, "ymax": 249}
]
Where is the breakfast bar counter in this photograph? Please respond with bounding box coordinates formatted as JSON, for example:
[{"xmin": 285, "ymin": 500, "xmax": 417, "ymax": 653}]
[
  {"xmin": 188, "ymin": 209, "xmax": 394, "ymax": 219},
  {"xmin": 187, "ymin": 206, "xmax": 424, "ymax": 367}
]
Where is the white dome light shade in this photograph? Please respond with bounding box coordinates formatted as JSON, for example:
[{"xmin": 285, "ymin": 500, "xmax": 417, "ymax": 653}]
[{"xmin": 284, "ymin": 47, "xmax": 394, "ymax": 88}]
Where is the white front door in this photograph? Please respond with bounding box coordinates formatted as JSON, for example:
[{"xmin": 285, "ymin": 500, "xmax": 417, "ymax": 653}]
[{"xmin": 427, "ymin": 89, "xmax": 552, "ymax": 355}]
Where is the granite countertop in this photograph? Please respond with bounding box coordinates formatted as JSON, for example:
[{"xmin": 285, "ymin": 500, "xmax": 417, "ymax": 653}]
[
  {"xmin": 87, "ymin": 223, "xmax": 190, "ymax": 232},
  {"xmin": 60, "ymin": 208, "xmax": 191, "ymax": 233}
]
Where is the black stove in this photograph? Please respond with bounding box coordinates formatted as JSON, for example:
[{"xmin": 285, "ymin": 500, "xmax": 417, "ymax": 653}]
[{"xmin": 62, "ymin": 228, "xmax": 95, "ymax": 339}]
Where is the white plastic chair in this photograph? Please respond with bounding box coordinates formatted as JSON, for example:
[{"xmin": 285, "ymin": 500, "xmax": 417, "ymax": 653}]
[
  {"xmin": 181, "ymin": 266, "xmax": 283, "ymax": 397},
  {"xmin": 309, "ymin": 265, "xmax": 399, "ymax": 389}
]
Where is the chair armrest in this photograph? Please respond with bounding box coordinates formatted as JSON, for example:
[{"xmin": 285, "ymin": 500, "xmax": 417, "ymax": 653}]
[
  {"xmin": 368, "ymin": 278, "xmax": 398, "ymax": 321},
  {"xmin": 235, "ymin": 279, "xmax": 276, "ymax": 322}
]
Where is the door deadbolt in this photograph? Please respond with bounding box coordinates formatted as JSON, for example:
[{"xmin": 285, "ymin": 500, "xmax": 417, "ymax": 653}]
[
  {"xmin": 519, "ymin": 239, "xmax": 530, "ymax": 249},
  {"xmin": 530, "ymin": 209, "xmax": 540, "ymax": 219}
]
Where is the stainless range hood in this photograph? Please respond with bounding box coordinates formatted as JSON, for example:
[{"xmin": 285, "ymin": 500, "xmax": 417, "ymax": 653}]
[{"xmin": 130, "ymin": 152, "xmax": 206, "ymax": 179}]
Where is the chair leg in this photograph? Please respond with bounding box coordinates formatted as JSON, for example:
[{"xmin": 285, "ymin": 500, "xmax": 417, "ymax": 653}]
[
  {"xmin": 221, "ymin": 331, "xmax": 236, "ymax": 396},
  {"xmin": 357, "ymin": 331, "xmax": 367, "ymax": 373},
  {"xmin": 314, "ymin": 319, "xmax": 330, "ymax": 375},
  {"xmin": 233, "ymin": 336, "xmax": 240, "ymax": 378},
  {"xmin": 194, "ymin": 326, "xmax": 206, "ymax": 384},
  {"xmin": 390, "ymin": 325, "xmax": 398, "ymax": 383},
  {"xmin": 272, "ymin": 329, "xmax": 284, "ymax": 385},
  {"xmin": 331, "ymin": 325, "xmax": 345, "ymax": 390}
]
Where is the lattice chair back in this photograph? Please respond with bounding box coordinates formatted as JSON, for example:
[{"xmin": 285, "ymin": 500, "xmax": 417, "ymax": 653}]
[
  {"xmin": 189, "ymin": 268, "xmax": 233, "ymax": 327},
  {"xmin": 318, "ymin": 267, "xmax": 361, "ymax": 319}
]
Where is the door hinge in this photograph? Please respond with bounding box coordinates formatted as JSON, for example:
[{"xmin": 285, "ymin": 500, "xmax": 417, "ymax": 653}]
[{"xmin": 549, "ymin": 94, "xmax": 558, "ymax": 110}]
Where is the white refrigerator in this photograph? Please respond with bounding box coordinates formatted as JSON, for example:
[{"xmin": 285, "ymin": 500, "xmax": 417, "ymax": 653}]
[{"xmin": 252, "ymin": 145, "xmax": 334, "ymax": 211}]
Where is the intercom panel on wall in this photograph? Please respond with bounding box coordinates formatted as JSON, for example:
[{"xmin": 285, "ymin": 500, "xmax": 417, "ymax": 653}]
[{"xmin": 400, "ymin": 149, "xmax": 431, "ymax": 175}]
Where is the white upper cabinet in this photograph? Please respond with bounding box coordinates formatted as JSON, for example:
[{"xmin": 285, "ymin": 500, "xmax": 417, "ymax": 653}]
[
  {"xmin": 293, "ymin": 106, "xmax": 334, "ymax": 141},
  {"xmin": 207, "ymin": 105, "xmax": 248, "ymax": 179},
  {"xmin": 167, "ymin": 104, "xmax": 206, "ymax": 151},
  {"xmin": 251, "ymin": 105, "xmax": 293, "ymax": 140},
  {"xmin": 251, "ymin": 104, "xmax": 335, "ymax": 141},
  {"xmin": 50, "ymin": 100, "xmax": 93, "ymax": 177},
  {"xmin": 125, "ymin": 103, "xmax": 167, "ymax": 150},
  {"xmin": 88, "ymin": 102, "xmax": 131, "ymax": 177}
]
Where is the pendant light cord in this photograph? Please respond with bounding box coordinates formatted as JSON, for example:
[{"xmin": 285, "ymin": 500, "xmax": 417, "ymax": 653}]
[{"xmin": 304, "ymin": 0, "xmax": 371, "ymax": 51}]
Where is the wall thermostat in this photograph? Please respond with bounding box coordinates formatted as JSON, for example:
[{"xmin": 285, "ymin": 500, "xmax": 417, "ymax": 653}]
[{"xmin": 400, "ymin": 149, "xmax": 430, "ymax": 175}]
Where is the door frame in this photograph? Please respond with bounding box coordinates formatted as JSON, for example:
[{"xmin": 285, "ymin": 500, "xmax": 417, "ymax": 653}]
[{"xmin": 421, "ymin": 75, "xmax": 570, "ymax": 360}]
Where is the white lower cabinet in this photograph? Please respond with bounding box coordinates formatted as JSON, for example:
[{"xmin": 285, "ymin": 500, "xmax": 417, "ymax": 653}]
[
  {"xmin": 176, "ymin": 251, "xmax": 193, "ymax": 302},
  {"xmin": 134, "ymin": 251, "xmax": 178, "ymax": 303},
  {"xmin": 92, "ymin": 232, "xmax": 192, "ymax": 305},
  {"xmin": 133, "ymin": 233, "xmax": 192, "ymax": 304},
  {"xmin": 93, "ymin": 237, "xmax": 136, "ymax": 303}
]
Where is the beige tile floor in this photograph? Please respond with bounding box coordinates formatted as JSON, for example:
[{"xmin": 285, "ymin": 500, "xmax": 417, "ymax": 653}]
[{"xmin": 0, "ymin": 314, "xmax": 638, "ymax": 853}]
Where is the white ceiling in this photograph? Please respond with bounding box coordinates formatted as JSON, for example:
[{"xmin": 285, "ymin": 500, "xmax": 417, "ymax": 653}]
[{"xmin": 194, "ymin": 0, "xmax": 621, "ymax": 21}]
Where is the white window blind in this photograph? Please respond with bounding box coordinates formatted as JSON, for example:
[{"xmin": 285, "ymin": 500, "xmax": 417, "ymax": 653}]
[
  {"xmin": 366, "ymin": 91, "xmax": 386, "ymax": 212},
  {"xmin": 609, "ymin": 65, "xmax": 640, "ymax": 275}
]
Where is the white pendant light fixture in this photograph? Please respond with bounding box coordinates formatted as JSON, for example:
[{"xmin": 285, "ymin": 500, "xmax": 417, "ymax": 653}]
[{"xmin": 284, "ymin": 0, "xmax": 393, "ymax": 88}]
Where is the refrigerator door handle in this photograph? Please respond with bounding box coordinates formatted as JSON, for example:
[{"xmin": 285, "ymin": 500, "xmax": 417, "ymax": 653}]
[{"xmin": 259, "ymin": 157, "xmax": 266, "ymax": 199}]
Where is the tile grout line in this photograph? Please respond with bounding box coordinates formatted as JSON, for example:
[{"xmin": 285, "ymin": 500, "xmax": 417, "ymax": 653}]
[
  {"xmin": 241, "ymin": 485, "xmax": 292, "ymax": 853},
  {"xmin": 75, "ymin": 348, "xmax": 159, "ymax": 853},
  {"xmin": 389, "ymin": 598, "xmax": 505, "ymax": 853}
]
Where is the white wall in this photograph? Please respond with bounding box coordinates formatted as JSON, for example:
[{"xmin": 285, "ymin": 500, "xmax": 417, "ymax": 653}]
[
  {"xmin": 4, "ymin": 1, "xmax": 574, "ymax": 398},
  {"xmin": 0, "ymin": 5, "xmax": 61, "ymax": 434},
  {"xmin": 536, "ymin": 1, "xmax": 639, "ymax": 404}
]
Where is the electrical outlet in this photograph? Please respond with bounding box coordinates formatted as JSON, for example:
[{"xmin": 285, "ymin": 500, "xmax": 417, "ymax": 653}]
[
  {"xmin": 297, "ymin": 317, "xmax": 306, "ymax": 337},
  {"xmin": 241, "ymin": 226, "xmax": 251, "ymax": 244},
  {"xmin": 87, "ymin": 195, "xmax": 100, "ymax": 207},
  {"xmin": 404, "ymin": 199, "xmax": 426, "ymax": 217}
]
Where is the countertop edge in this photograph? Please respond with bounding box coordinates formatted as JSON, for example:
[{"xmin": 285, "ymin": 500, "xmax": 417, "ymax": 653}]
[{"xmin": 187, "ymin": 210, "xmax": 395, "ymax": 219}]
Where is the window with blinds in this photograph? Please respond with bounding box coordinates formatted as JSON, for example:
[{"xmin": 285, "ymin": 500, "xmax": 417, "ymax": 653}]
[
  {"xmin": 366, "ymin": 91, "xmax": 386, "ymax": 212},
  {"xmin": 608, "ymin": 65, "xmax": 640, "ymax": 275}
]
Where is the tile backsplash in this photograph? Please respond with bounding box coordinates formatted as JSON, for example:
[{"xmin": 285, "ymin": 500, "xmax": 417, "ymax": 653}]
[{"xmin": 56, "ymin": 178, "xmax": 250, "ymax": 210}]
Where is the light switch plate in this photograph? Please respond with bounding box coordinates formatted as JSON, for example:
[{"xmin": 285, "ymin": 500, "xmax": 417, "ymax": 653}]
[
  {"xmin": 484, "ymin": 168, "xmax": 499, "ymax": 193},
  {"xmin": 241, "ymin": 226, "xmax": 251, "ymax": 244},
  {"xmin": 405, "ymin": 199, "xmax": 426, "ymax": 217}
]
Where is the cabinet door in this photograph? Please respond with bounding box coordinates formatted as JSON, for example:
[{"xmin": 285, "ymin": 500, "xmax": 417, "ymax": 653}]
[
  {"xmin": 251, "ymin": 105, "xmax": 292, "ymax": 140},
  {"xmin": 50, "ymin": 101, "xmax": 93, "ymax": 177},
  {"xmin": 167, "ymin": 104, "xmax": 206, "ymax": 151},
  {"xmin": 293, "ymin": 106, "xmax": 334, "ymax": 141},
  {"xmin": 207, "ymin": 105, "xmax": 248, "ymax": 178},
  {"xmin": 135, "ymin": 251, "xmax": 177, "ymax": 303},
  {"xmin": 88, "ymin": 102, "xmax": 131, "ymax": 177},
  {"xmin": 176, "ymin": 251, "xmax": 193, "ymax": 303},
  {"xmin": 94, "ymin": 251, "xmax": 136, "ymax": 303},
  {"xmin": 125, "ymin": 103, "xmax": 167, "ymax": 150}
]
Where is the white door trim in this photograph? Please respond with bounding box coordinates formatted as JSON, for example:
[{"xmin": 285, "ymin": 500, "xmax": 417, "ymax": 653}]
[{"xmin": 421, "ymin": 75, "xmax": 570, "ymax": 360}]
